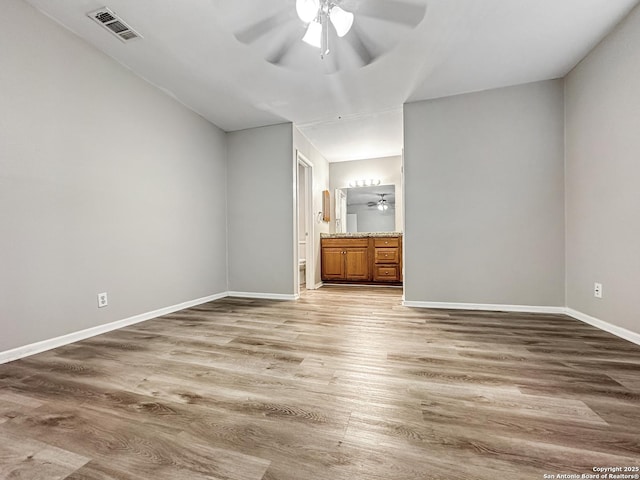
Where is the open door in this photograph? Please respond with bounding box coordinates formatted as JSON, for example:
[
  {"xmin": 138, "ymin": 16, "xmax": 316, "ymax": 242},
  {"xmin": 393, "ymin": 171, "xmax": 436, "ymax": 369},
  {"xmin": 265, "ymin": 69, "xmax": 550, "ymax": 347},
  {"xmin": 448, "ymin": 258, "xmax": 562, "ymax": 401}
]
[{"xmin": 296, "ymin": 152, "xmax": 314, "ymax": 293}]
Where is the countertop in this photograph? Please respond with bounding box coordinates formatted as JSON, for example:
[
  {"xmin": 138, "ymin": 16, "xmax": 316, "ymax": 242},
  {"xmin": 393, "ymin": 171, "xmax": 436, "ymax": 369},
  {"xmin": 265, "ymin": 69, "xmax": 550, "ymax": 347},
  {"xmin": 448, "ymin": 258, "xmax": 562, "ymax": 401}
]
[{"xmin": 320, "ymin": 232, "xmax": 402, "ymax": 238}]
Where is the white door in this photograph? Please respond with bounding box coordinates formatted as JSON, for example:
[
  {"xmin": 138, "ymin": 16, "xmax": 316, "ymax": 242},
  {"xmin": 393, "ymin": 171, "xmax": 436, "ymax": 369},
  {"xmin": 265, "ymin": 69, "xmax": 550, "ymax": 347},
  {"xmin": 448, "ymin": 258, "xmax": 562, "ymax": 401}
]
[{"xmin": 335, "ymin": 189, "xmax": 347, "ymax": 233}]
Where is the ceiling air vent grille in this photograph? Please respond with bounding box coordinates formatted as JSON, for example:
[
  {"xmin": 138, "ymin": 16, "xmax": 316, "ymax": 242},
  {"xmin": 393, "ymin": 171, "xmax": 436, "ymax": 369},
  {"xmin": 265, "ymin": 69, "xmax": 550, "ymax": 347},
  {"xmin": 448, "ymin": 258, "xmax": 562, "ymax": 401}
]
[{"xmin": 87, "ymin": 7, "xmax": 142, "ymax": 42}]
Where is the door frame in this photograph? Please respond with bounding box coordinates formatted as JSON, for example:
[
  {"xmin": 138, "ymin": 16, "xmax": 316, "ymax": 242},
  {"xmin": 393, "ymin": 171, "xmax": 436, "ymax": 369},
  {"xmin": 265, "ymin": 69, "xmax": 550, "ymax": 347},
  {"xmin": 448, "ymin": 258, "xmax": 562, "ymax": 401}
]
[
  {"xmin": 295, "ymin": 151, "xmax": 315, "ymax": 294},
  {"xmin": 335, "ymin": 188, "xmax": 347, "ymax": 233}
]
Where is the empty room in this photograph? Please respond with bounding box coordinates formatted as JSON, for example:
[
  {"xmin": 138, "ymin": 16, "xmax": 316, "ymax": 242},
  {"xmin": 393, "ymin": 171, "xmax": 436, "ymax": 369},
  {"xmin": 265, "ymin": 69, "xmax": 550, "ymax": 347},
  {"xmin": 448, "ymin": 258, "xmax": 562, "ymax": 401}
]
[{"xmin": 1, "ymin": 0, "xmax": 639, "ymax": 478}]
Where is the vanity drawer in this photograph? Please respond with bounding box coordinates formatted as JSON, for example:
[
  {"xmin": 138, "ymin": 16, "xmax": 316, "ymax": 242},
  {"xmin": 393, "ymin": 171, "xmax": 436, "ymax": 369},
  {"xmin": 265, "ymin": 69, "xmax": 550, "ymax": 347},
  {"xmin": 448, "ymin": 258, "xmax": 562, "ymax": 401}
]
[
  {"xmin": 374, "ymin": 265, "xmax": 399, "ymax": 282},
  {"xmin": 374, "ymin": 248, "xmax": 399, "ymax": 263},
  {"xmin": 321, "ymin": 238, "xmax": 369, "ymax": 248},
  {"xmin": 374, "ymin": 237, "xmax": 400, "ymax": 247}
]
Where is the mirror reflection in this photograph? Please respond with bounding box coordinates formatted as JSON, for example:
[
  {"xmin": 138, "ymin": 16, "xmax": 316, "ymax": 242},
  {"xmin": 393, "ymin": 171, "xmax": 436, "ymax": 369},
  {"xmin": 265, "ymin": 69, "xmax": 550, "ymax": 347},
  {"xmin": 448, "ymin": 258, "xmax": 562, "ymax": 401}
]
[{"xmin": 335, "ymin": 185, "xmax": 395, "ymax": 233}]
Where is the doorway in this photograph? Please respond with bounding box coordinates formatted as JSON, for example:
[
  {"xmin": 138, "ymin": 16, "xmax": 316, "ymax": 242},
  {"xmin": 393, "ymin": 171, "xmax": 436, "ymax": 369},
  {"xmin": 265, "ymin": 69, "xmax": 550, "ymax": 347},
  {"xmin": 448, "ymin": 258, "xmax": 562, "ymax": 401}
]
[
  {"xmin": 296, "ymin": 151, "xmax": 314, "ymax": 294},
  {"xmin": 323, "ymin": 153, "xmax": 405, "ymax": 291}
]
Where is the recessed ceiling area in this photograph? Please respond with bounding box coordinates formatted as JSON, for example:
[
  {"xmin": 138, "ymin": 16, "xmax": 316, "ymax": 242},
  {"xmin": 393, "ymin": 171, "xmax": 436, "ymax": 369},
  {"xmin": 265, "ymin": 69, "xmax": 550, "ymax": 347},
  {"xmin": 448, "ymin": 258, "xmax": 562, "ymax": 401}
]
[{"xmin": 23, "ymin": 0, "xmax": 640, "ymax": 160}]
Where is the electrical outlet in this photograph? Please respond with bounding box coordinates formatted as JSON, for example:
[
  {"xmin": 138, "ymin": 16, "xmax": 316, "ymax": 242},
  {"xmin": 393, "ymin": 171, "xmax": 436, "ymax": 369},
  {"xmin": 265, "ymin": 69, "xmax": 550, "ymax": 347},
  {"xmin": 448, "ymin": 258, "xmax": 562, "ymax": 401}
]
[
  {"xmin": 97, "ymin": 292, "xmax": 108, "ymax": 308},
  {"xmin": 594, "ymin": 283, "xmax": 603, "ymax": 299}
]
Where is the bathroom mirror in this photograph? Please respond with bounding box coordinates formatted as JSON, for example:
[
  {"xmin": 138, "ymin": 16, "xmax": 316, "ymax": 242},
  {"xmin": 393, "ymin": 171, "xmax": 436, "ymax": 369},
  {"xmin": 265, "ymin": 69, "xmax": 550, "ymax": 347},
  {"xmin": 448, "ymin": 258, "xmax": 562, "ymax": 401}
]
[{"xmin": 335, "ymin": 185, "xmax": 395, "ymax": 233}]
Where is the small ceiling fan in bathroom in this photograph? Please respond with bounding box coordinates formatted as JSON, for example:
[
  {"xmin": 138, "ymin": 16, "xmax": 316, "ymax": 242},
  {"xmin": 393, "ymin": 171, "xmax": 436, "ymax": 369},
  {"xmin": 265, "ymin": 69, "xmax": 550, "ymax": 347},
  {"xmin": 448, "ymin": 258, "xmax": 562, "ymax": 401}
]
[{"xmin": 368, "ymin": 193, "xmax": 390, "ymax": 211}]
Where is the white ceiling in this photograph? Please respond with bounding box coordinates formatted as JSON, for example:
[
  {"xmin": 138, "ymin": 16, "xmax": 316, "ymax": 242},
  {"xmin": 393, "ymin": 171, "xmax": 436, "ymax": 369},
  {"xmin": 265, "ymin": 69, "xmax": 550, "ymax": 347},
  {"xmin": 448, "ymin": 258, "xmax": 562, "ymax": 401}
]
[
  {"xmin": 25, "ymin": 0, "xmax": 639, "ymax": 162},
  {"xmin": 298, "ymin": 108, "xmax": 403, "ymax": 162}
]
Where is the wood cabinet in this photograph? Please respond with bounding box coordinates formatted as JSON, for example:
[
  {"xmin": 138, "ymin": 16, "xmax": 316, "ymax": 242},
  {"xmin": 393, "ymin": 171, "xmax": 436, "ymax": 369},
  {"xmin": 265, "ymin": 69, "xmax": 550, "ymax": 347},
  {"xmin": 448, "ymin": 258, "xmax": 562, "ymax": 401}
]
[
  {"xmin": 345, "ymin": 247, "xmax": 370, "ymax": 280},
  {"xmin": 321, "ymin": 236, "xmax": 402, "ymax": 285},
  {"xmin": 373, "ymin": 237, "xmax": 401, "ymax": 282},
  {"xmin": 321, "ymin": 238, "xmax": 370, "ymax": 281},
  {"xmin": 321, "ymin": 247, "xmax": 346, "ymax": 280}
]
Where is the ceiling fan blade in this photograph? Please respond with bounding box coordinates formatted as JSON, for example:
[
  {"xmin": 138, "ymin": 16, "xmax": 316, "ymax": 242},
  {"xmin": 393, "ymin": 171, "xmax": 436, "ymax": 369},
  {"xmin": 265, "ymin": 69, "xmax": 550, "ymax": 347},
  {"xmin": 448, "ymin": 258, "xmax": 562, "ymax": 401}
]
[
  {"xmin": 356, "ymin": 0, "xmax": 427, "ymax": 27},
  {"xmin": 267, "ymin": 42, "xmax": 296, "ymax": 66},
  {"xmin": 344, "ymin": 26, "xmax": 375, "ymax": 66},
  {"xmin": 234, "ymin": 9, "xmax": 294, "ymax": 45},
  {"xmin": 266, "ymin": 26, "xmax": 305, "ymax": 65}
]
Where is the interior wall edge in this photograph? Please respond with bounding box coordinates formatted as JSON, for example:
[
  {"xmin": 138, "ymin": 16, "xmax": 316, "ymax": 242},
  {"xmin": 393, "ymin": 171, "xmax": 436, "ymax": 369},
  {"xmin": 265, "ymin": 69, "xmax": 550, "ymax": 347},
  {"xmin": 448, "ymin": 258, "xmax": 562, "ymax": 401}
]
[
  {"xmin": 563, "ymin": 1, "xmax": 640, "ymax": 343},
  {"xmin": 0, "ymin": 292, "xmax": 229, "ymax": 365},
  {"xmin": 226, "ymin": 123, "xmax": 296, "ymax": 295}
]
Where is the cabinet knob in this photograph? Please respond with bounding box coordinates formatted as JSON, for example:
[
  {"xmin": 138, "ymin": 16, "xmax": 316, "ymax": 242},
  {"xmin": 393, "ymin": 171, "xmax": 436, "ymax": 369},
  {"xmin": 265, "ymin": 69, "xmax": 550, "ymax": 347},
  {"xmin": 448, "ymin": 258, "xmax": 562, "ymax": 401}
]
[{"xmin": 385, "ymin": 241, "xmax": 388, "ymax": 244}]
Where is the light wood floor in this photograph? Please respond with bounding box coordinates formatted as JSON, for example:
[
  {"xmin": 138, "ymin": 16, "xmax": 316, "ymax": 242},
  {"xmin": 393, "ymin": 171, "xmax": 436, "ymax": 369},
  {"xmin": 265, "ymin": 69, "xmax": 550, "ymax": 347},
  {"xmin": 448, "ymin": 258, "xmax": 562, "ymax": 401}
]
[{"xmin": 1, "ymin": 286, "xmax": 639, "ymax": 479}]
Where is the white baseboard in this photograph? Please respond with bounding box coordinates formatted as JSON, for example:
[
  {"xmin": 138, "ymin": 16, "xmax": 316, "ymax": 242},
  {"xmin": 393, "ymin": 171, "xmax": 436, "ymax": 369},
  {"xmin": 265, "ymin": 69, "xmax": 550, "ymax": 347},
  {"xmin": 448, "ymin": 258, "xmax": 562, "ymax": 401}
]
[
  {"xmin": 565, "ymin": 308, "xmax": 640, "ymax": 346},
  {"xmin": 402, "ymin": 301, "xmax": 640, "ymax": 346},
  {"xmin": 4, "ymin": 294, "xmax": 637, "ymax": 367},
  {"xmin": 0, "ymin": 292, "xmax": 228, "ymax": 365},
  {"xmin": 302, "ymin": 282, "xmax": 323, "ymax": 291},
  {"xmin": 402, "ymin": 300, "xmax": 565, "ymax": 315},
  {"xmin": 227, "ymin": 291, "xmax": 299, "ymax": 301}
]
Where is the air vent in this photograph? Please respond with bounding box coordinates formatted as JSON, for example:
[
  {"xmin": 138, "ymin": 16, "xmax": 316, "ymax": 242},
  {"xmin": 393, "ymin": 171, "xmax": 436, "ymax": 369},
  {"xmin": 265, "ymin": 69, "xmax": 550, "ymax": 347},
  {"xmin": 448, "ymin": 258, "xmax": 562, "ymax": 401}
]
[{"xmin": 87, "ymin": 7, "xmax": 142, "ymax": 42}]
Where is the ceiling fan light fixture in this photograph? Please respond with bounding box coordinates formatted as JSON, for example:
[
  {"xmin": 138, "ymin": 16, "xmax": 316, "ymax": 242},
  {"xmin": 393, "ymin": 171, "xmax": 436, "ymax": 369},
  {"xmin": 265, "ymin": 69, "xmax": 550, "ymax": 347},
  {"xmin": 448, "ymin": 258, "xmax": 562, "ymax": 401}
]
[
  {"xmin": 296, "ymin": 0, "xmax": 320, "ymax": 24},
  {"xmin": 302, "ymin": 20, "xmax": 322, "ymax": 48},
  {"xmin": 329, "ymin": 5, "xmax": 354, "ymax": 37}
]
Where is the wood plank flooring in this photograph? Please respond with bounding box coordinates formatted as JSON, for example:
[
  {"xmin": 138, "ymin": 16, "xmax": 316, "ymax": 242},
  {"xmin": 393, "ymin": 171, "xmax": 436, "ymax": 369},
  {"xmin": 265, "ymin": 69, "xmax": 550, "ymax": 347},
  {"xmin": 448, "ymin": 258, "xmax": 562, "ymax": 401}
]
[{"xmin": 1, "ymin": 286, "xmax": 639, "ymax": 479}]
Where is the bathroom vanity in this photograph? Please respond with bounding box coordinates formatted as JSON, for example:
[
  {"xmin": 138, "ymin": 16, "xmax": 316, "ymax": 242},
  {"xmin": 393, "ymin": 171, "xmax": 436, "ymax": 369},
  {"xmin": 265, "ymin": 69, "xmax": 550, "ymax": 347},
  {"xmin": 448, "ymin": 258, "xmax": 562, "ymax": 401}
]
[{"xmin": 320, "ymin": 233, "xmax": 402, "ymax": 285}]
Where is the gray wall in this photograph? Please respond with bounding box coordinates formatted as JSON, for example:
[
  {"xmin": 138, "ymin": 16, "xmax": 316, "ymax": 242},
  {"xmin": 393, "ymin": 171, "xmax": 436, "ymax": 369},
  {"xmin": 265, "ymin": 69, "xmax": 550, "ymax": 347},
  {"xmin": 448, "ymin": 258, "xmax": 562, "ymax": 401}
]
[
  {"xmin": 329, "ymin": 156, "xmax": 403, "ymax": 233},
  {"xmin": 403, "ymin": 80, "xmax": 565, "ymax": 306},
  {"xmin": 293, "ymin": 127, "xmax": 331, "ymax": 288},
  {"xmin": 227, "ymin": 124, "xmax": 295, "ymax": 295},
  {"xmin": 0, "ymin": 0, "xmax": 228, "ymax": 352},
  {"xmin": 347, "ymin": 205, "xmax": 396, "ymax": 233},
  {"xmin": 565, "ymin": 4, "xmax": 640, "ymax": 334}
]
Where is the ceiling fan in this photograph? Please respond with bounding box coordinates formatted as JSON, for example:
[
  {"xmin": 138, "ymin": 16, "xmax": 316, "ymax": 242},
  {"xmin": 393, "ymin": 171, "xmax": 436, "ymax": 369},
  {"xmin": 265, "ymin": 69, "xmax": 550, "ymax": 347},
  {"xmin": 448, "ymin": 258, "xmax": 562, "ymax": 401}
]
[
  {"xmin": 231, "ymin": 0, "xmax": 428, "ymax": 72},
  {"xmin": 297, "ymin": 0, "xmax": 354, "ymax": 58},
  {"xmin": 368, "ymin": 193, "xmax": 390, "ymax": 211}
]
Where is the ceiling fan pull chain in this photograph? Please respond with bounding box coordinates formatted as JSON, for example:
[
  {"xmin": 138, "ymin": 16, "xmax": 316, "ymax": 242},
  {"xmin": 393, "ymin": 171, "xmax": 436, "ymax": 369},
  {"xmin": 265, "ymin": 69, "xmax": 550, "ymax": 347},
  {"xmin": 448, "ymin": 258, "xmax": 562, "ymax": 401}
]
[{"xmin": 321, "ymin": 13, "xmax": 330, "ymax": 58}]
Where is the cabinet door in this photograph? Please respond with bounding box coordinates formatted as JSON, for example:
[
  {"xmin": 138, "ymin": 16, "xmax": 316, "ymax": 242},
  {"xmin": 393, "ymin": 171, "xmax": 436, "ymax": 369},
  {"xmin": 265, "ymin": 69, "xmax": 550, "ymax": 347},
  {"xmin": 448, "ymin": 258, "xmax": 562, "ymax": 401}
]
[
  {"xmin": 345, "ymin": 247, "xmax": 370, "ymax": 281},
  {"xmin": 322, "ymin": 248, "xmax": 345, "ymax": 280}
]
